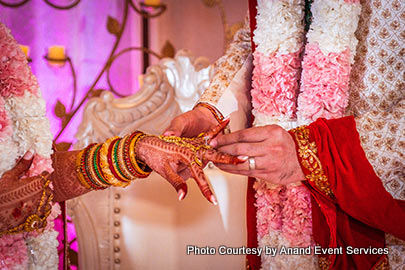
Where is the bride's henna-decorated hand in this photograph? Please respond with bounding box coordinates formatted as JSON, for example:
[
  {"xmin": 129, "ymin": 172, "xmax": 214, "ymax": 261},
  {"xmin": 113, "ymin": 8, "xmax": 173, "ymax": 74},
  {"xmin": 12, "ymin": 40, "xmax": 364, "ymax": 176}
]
[
  {"xmin": 0, "ymin": 152, "xmax": 45, "ymax": 231},
  {"xmin": 135, "ymin": 119, "xmax": 243, "ymax": 204}
]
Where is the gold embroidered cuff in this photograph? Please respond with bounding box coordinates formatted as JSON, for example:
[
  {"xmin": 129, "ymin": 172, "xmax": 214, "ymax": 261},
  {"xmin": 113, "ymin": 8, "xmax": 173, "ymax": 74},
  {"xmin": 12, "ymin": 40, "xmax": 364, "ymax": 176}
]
[{"xmin": 289, "ymin": 126, "xmax": 334, "ymax": 199}]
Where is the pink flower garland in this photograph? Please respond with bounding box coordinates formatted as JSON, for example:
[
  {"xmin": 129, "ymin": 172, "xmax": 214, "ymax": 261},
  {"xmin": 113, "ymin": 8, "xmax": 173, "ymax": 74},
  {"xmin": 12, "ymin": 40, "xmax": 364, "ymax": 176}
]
[
  {"xmin": 255, "ymin": 183, "xmax": 313, "ymax": 247},
  {"xmin": 251, "ymin": 50, "xmax": 302, "ymax": 119},
  {"xmin": 251, "ymin": 0, "xmax": 361, "ymax": 268},
  {"xmin": 0, "ymin": 234, "xmax": 28, "ymax": 269},
  {"xmin": 281, "ymin": 185, "xmax": 313, "ymax": 247},
  {"xmin": 297, "ymin": 43, "xmax": 352, "ymax": 122},
  {"xmin": 28, "ymin": 155, "xmax": 54, "ymax": 177},
  {"xmin": 255, "ymin": 182, "xmax": 285, "ymax": 239},
  {"xmin": 0, "ymin": 26, "xmax": 39, "ymax": 98}
]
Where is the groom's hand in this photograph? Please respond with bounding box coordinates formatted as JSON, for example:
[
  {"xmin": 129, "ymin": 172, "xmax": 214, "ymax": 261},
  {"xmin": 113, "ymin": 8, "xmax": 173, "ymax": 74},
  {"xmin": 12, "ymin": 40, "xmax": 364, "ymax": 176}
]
[
  {"xmin": 163, "ymin": 107, "xmax": 219, "ymax": 137},
  {"xmin": 163, "ymin": 106, "xmax": 221, "ymax": 182},
  {"xmin": 210, "ymin": 125, "xmax": 305, "ymax": 185}
]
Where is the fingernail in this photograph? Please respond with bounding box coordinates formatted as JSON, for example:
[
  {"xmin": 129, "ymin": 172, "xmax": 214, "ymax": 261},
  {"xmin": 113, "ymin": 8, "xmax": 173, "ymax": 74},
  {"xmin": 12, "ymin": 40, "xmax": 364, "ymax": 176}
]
[
  {"xmin": 209, "ymin": 139, "xmax": 217, "ymax": 147},
  {"xmin": 23, "ymin": 150, "xmax": 34, "ymax": 160},
  {"xmin": 210, "ymin": 195, "xmax": 218, "ymax": 205},
  {"xmin": 237, "ymin": 155, "xmax": 249, "ymax": 162},
  {"xmin": 178, "ymin": 190, "xmax": 185, "ymax": 201},
  {"xmin": 163, "ymin": 131, "xmax": 174, "ymax": 136}
]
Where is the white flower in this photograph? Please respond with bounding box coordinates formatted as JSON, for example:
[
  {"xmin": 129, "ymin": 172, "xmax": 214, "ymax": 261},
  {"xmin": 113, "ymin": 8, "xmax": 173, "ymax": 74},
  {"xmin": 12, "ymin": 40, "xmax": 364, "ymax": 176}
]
[
  {"xmin": 254, "ymin": 0, "xmax": 305, "ymax": 56},
  {"xmin": 0, "ymin": 91, "xmax": 53, "ymax": 177},
  {"xmin": 26, "ymin": 230, "xmax": 59, "ymax": 270},
  {"xmin": 306, "ymin": 0, "xmax": 361, "ymax": 63}
]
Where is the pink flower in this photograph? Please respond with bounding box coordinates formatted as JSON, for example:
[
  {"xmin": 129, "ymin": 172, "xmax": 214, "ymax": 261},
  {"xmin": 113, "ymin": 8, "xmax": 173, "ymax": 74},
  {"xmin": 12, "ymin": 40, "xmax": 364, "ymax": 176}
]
[
  {"xmin": 297, "ymin": 43, "xmax": 351, "ymax": 122},
  {"xmin": 255, "ymin": 183, "xmax": 286, "ymax": 238},
  {"xmin": 255, "ymin": 182, "xmax": 314, "ymax": 246},
  {"xmin": 27, "ymin": 154, "xmax": 54, "ymax": 177},
  {"xmin": 281, "ymin": 185, "xmax": 313, "ymax": 247},
  {"xmin": 0, "ymin": 97, "xmax": 12, "ymax": 139},
  {"xmin": 0, "ymin": 23, "xmax": 39, "ymax": 98},
  {"xmin": 0, "ymin": 234, "xmax": 28, "ymax": 269},
  {"xmin": 251, "ymin": 50, "xmax": 302, "ymax": 118}
]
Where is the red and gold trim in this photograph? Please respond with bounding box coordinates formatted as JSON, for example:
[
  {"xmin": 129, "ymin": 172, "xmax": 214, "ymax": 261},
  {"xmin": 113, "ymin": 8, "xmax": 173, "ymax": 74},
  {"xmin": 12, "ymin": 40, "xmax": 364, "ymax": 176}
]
[
  {"xmin": 373, "ymin": 255, "xmax": 389, "ymax": 270},
  {"xmin": 289, "ymin": 126, "xmax": 334, "ymax": 199}
]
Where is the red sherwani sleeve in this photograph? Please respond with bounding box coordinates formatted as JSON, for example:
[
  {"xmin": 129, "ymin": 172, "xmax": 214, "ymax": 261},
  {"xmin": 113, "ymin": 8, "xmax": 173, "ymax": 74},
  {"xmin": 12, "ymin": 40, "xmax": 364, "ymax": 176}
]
[{"xmin": 289, "ymin": 116, "xmax": 405, "ymax": 269}]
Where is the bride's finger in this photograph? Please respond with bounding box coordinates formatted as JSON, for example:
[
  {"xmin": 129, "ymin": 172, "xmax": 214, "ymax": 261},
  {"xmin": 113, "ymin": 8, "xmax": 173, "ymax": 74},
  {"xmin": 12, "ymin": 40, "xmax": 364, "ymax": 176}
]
[
  {"xmin": 178, "ymin": 166, "xmax": 191, "ymax": 181},
  {"xmin": 201, "ymin": 148, "xmax": 244, "ymax": 165},
  {"xmin": 189, "ymin": 162, "xmax": 217, "ymax": 205},
  {"xmin": 215, "ymin": 156, "xmax": 267, "ymax": 171},
  {"xmin": 163, "ymin": 162, "xmax": 188, "ymax": 201},
  {"xmin": 202, "ymin": 118, "xmax": 230, "ymax": 141}
]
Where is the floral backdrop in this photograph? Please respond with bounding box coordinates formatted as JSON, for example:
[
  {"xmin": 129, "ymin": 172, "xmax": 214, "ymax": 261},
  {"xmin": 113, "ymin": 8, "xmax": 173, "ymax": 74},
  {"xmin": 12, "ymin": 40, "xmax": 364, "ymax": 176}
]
[
  {"xmin": 1, "ymin": 1, "xmax": 143, "ymax": 268},
  {"xmin": 0, "ymin": 0, "xmax": 142, "ymax": 145}
]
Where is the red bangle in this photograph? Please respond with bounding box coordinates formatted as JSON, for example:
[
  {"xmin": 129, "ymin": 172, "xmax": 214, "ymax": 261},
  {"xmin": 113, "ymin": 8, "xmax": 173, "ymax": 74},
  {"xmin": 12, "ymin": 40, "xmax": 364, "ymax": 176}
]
[
  {"xmin": 107, "ymin": 138, "xmax": 130, "ymax": 183},
  {"xmin": 81, "ymin": 144, "xmax": 105, "ymax": 190},
  {"xmin": 194, "ymin": 102, "xmax": 225, "ymax": 124}
]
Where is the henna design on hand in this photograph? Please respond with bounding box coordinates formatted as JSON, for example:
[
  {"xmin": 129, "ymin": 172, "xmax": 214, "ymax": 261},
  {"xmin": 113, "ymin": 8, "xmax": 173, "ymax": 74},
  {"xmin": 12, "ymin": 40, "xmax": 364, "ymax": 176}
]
[
  {"xmin": 135, "ymin": 119, "xmax": 242, "ymax": 204},
  {"xmin": 51, "ymin": 150, "xmax": 91, "ymax": 202},
  {"xmin": 0, "ymin": 174, "xmax": 44, "ymax": 231}
]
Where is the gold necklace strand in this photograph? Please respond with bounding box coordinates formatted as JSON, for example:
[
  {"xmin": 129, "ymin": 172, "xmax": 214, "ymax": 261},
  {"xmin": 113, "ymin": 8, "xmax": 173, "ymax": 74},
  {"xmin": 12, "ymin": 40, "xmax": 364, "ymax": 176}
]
[{"xmin": 0, "ymin": 174, "xmax": 54, "ymax": 236}]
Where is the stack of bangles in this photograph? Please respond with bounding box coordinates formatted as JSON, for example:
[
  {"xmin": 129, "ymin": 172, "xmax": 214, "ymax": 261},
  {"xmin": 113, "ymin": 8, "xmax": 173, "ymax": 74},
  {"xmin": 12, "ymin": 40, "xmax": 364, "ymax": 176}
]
[{"xmin": 76, "ymin": 131, "xmax": 152, "ymax": 190}]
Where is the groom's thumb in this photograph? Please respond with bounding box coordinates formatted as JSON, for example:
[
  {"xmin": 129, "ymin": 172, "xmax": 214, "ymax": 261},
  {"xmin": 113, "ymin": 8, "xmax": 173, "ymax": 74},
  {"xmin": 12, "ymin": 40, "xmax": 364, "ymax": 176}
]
[{"xmin": 163, "ymin": 118, "xmax": 185, "ymax": 137}]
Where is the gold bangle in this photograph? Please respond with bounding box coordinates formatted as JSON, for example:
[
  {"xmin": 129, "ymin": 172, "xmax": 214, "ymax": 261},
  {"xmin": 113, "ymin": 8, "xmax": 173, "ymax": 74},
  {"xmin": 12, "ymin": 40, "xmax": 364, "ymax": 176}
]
[
  {"xmin": 129, "ymin": 134, "xmax": 151, "ymax": 177},
  {"xmin": 99, "ymin": 137, "xmax": 129, "ymax": 188},
  {"xmin": 87, "ymin": 144, "xmax": 109, "ymax": 188},
  {"xmin": 117, "ymin": 135, "xmax": 138, "ymax": 180},
  {"xmin": 76, "ymin": 148, "xmax": 92, "ymax": 190},
  {"xmin": 109, "ymin": 138, "xmax": 132, "ymax": 183}
]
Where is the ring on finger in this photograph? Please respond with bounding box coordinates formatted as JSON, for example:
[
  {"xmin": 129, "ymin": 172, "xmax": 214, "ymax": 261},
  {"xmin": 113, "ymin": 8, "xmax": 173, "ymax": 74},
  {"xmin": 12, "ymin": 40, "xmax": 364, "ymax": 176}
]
[{"xmin": 248, "ymin": 157, "xmax": 256, "ymax": 170}]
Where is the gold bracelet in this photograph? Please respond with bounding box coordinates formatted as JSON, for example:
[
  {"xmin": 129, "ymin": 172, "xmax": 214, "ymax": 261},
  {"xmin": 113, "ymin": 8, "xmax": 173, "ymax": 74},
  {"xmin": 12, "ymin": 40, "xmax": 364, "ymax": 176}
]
[
  {"xmin": 86, "ymin": 143, "xmax": 110, "ymax": 189},
  {"xmin": 194, "ymin": 102, "xmax": 225, "ymax": 124},
  {"xmin": 117, "ymin": 135, "xmax": 138, "ymax": 180},
  {"xmin": 76, "ymin": 148, "xmax": 92, "ymax": 190},
  {"xmin": 109, "ymin": 138, "xmax": 132, "ymax": 183},
  {"xmin": 99, "ymin": 137, "xmax": 129, "ymax": 188},
  {"xmin": 0, "ymin": 174, "xmax": 54, "ymax": 236},
  {"xmin": 129, "ymin": 133, "xmax": 151, "ymax": 178}
]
